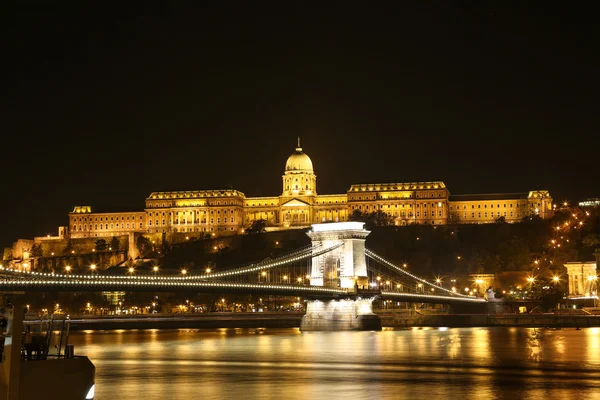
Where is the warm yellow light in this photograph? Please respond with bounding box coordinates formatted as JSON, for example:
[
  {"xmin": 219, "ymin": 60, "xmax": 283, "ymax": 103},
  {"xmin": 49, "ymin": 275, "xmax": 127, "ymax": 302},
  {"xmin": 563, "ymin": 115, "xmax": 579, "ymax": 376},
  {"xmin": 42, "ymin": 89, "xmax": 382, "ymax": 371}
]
[
  {"xmin": 527, "ymin": 277, "xmax": 534, "ymax": 283},
  {"xmin": 397, "ymin": 284, "xmax": 401, "ymax": 288},
  {"xmin": 181, "ymin": 269, "xmax": 187, "ymax": 275},
  {"xmin": 385, "ymin": 280, "xmax": 390, "ymax": 285},
  {"xmin": 205, "ymin": 268, "xmax": 211, "ymax": 273},
  {"xmin": 185, "ymin": 236, "xmax": 189, "ymax": 240},
  {"xmin": 283, "ymin": 275, "xmax": 288, "ymax": 280},
  {"xmin": 402, "ymin": 263, "xmax": 407, "ymax": 268},
  {"xmin": 65, "ymin": 266, "xmax": 71, "ymax": 272},
  {"xmin": 261, "ymin": 271, "xmax": 267, "ymax": 276},
  {"xmin": 436, "ymin": 279, "xmax": 441, "ymax": 284},
  {"xmin": 305, "ymin": 274, "xmax": 310, "ymax": 279},
  {"xmin": 153, "ymin": 266, "xmax": 159, "ymax": 272},
  {"xmin": 457, "ymin": 256, "xmax": 461, "ymax": 260},
  {"xmin": 553, "ymin": 276, "xmax": 559, "ymax": 282},
  {"xmin": 90, "ymin": 264, "xmax": 96, "ymax": 270},
  {"xmin": 129, "ymin": 267, "xmax": 134, "ymax": 273},
  {"xmin": 464, "ymin": 288, "xmax": 469, "ymax": 292},
  {"xmin": 213, "ymin": 246, "xmax": 218, "ymax": 250},
  {"xmin": 588, "ymin": 275, "xmax": 596, "ymax": 281},
  {"xmin": 297, "ymin": 277, "xmax": 303, "ymax": 282},
  {"xmin": 417, "ymin": 283, "xmax": 423, "ymax": 287},
  {"xmin": 534, "ymin": 260, "xmax": 539, "ymax": 265},
  {"xmin": 275, "ymin": 241, "xmax": 279, "ymax": 245},
  {"xmin": 87, "ymin": 302, "xmax": 91, "ymax": 308},
  {"xmin": 376, "ymin": 276, "xmax": 381, "ymax": 281},
  {"xmin": 221, "ymin": 298, "xmax": 225, "ymax": 303}
]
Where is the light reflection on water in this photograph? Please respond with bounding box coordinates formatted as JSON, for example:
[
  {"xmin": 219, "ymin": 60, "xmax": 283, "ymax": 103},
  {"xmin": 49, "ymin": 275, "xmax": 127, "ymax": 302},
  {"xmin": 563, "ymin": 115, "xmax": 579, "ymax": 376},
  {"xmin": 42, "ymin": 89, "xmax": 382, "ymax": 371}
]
[{"xmin": 65, "ymin": 327, "xmax": 600, "ymax": 400}]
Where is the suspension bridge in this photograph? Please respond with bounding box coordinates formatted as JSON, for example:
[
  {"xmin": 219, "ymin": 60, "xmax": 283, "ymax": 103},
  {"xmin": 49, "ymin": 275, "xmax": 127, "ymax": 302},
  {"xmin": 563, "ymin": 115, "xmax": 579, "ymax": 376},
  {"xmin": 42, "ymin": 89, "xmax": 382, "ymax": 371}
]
[{"xmin": 1, "ymin": 222, "xmax": 485, "ymax": 330}]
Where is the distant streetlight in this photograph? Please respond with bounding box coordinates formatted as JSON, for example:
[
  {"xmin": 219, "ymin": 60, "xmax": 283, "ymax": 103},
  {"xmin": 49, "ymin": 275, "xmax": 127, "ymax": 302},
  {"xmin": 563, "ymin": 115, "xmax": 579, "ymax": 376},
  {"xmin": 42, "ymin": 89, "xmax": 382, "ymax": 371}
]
[
  {"xmin": 153, "ymin": 266, "xmax": 159, "ymax": 272},
  {"xmin": 205, "ymin": 267, "xmax": 211, "ymax": 273},
  {"xmin": 181, "ymin": 269, "xmax": 187, "ymax": 275},
  {"xmin": 90, "ymin": 264, "xmax": 96, "ymax": 273},
  {"xmin": 129, "ymin": 267, "xmax": 134, "ymax": 274},
  {"xmin": 65, "ymin": 266, "xmax": 71, "ymax": 273}
]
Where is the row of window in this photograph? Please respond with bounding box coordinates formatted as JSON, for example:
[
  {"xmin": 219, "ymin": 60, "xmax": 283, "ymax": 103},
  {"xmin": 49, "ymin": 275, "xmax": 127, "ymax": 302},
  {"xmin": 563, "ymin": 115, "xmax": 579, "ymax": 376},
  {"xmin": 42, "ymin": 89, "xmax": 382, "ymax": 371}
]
[
  {"xmin": 73, "ymin": 222, "xmax": 144, "ymax": 231},
  {"xmin": 148, "ymin": 217, "xmax": 236, "ymax": 226},
  {"xmin": 147, "ymin": 209, "xmax": 238, "ymax": 217},
  {"xmin": 147, "ymin": 200, "xmax": 240, "ymax": 208},
  {"xmin": 450, "ymin": 203, "xmax": 518, "ymax": 210},
  {"xmin": 453, "ymin": 211, "xmax": 515, "ymax": 218},
  {"xmin": 349, "ymin": 192, "xmax": 446, "ymax": 201},
  {"xmin": 73, "ymin": 215, "xmax": 142, "ymax": 222}
]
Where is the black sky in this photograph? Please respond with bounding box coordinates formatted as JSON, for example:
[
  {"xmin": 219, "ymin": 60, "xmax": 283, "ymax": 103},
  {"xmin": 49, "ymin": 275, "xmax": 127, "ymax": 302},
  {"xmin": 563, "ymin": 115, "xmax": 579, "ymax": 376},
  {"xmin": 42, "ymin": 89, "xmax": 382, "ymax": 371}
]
[{"xmin": 2, "ymin": 2, "xmax": 599, "ymax": 247}]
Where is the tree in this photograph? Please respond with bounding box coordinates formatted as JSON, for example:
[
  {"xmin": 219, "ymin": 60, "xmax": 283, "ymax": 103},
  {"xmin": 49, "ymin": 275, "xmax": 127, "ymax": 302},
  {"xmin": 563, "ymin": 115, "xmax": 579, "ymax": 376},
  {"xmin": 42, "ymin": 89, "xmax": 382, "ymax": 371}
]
[
  {"xmin": 95, "ymin": 239, "xmax": 108, "ymax": 252},
  {"xmin": 528, "ymin": 277, "xmax": 563, "ymax": 312},
  {"xmin": 247, "ymin": 219, "xmax": 267, "ymax": 234},
  {"xmin": 136, "ymin": 235, "xmax": 152, "ymax": 258},
  {"xmin": 372, "ymin": 211, "xmax": 394, "ymax": 227},
  {"xmin": 63, "ymin": 240, "xmax": 73, "ymax": 255},
  {"xmin": 494, "ymin": 215, "xmax": 506, "ymax": 224},
  {"xmin": 30, "ymin": 243, "xmax": 43, "ymax": 257},
  {"xmin": 110, "ymin": 236, "xmax": 120, "ymax": 251},
  {"xmin": 582, "ymin": 234, "xmax": 600, "ymax": 248}
]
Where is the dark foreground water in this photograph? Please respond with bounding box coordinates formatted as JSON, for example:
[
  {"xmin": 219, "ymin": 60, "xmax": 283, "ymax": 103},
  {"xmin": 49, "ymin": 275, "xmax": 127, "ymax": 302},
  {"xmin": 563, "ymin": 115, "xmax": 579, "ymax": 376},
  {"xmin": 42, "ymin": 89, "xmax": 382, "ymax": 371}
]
[{"xmin": 65, "ymin": 327, "xmax": 600, "ymax": 399}]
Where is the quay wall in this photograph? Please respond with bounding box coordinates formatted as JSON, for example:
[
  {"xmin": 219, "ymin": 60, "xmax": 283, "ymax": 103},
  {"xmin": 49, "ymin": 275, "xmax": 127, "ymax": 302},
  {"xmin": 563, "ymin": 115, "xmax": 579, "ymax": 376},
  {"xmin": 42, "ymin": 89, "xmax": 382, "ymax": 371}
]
[{"xmin": 24, "ymin": 312, "xmax": 600, "ymax": 330}]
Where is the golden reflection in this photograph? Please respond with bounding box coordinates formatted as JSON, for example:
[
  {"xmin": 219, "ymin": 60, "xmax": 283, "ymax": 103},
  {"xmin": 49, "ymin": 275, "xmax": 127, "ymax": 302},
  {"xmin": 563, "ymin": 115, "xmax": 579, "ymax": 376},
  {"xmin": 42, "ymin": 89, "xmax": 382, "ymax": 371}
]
[
  {"xmin": 526, "ymin": 328, "xmax": 542, "ymax": 362},
  {"xmin": 586, "ymin": 327, "xmax": 600, "ymax": 364}
]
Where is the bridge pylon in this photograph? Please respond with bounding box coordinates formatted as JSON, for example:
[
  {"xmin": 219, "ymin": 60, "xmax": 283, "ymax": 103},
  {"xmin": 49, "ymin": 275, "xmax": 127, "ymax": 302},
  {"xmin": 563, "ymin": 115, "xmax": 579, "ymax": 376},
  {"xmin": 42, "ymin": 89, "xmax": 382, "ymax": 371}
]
[
  {"xmin": 306, "ymin": 222, "xmax": 370, "ymax": 289},
  {"xmin": 301, "ymin": 222, "xmax": 381, "ymax": 331}
]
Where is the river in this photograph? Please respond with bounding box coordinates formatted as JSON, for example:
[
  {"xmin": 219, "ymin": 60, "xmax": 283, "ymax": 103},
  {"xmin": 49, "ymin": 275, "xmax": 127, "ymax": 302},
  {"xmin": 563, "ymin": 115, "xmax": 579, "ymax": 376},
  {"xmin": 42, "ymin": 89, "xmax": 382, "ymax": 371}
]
[{"xmin": 65, "ymin": 327, "xmax": 600, "ymax": 399}]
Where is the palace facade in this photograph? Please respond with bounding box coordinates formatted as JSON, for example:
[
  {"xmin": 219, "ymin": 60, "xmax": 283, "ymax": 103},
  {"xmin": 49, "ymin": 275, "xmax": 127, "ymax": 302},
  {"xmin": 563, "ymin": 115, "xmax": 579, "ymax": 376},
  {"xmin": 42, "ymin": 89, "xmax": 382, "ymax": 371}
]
[{"xmin": 68, "ymin": 141, "xmax": 553, "ymax": 239}]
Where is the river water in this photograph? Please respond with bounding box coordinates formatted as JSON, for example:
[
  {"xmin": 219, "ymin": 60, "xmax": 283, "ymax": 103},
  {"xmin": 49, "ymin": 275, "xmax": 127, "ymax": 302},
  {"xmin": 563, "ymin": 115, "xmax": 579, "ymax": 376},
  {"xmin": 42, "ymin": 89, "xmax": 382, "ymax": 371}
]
[{"xmin": 66, "ymin": 327, "xmax": 600, "ymax": 399}]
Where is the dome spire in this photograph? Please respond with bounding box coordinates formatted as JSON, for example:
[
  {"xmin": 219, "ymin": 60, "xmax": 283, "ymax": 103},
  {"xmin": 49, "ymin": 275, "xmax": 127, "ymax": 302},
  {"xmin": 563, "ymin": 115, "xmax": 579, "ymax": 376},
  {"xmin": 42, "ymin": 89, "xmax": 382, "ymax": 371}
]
[{"xmin": 296, "ymin": 136, "xmax": 302, "ymax": 151}]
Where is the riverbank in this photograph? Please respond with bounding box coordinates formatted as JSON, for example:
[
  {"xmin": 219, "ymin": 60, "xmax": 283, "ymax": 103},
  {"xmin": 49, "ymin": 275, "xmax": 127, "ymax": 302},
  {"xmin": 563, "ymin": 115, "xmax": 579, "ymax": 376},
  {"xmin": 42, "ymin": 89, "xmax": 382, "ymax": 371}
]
[
  {"xmin": 24, "ymin": 310, "xmax": 600, "ymax": 330},
  {"xmin": 24, "ymin": 312, "xmax": 303, "ymax": 330},
  {"xmin": 379, "ymin": 312, "xmax": 600, "ymax": 328}
]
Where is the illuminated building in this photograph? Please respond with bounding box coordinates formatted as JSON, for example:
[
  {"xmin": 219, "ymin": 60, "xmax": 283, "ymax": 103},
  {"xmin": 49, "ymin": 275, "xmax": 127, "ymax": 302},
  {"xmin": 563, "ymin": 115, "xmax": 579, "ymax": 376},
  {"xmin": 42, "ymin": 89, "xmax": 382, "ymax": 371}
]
[
  {"xmin": 68, "ymin": 139, "xmax": 553, "ymax": 238},
  {"xmin": 579, "ymin": 198, "xmax": 600, "ymax": 207}
]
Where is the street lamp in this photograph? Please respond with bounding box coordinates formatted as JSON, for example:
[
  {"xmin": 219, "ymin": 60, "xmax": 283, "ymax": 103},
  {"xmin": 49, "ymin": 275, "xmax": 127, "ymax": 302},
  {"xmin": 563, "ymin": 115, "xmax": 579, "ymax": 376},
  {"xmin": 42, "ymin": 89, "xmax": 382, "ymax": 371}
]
[
  {"xmin": 90, "ymin": 264, "xmax": 96, "ymax": 274},
  {"xmin": 153, "ymin": 266, "xmax": 159, "ymax": 273},
  {"xmin": 65, "ymin": 265, "xmax": 71, "ymax": 274},
  {"xmin": 129, "ymin": 267, "xmax": 134, "ymax": 274},
  {"xmin": 181, "ymin": 269, "xmax": 187, "ymax": 275},
  {"xmin": 205, "ymin": 267, "xmax": 211, "ymax": 273}
]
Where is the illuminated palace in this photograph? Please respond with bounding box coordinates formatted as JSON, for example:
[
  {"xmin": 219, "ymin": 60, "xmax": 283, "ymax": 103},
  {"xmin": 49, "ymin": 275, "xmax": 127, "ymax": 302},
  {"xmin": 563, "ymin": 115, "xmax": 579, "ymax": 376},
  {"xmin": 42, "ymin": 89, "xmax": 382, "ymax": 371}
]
[{"xmin": 68, "ymin": 140, "xmax": 553, "ymax": 239}]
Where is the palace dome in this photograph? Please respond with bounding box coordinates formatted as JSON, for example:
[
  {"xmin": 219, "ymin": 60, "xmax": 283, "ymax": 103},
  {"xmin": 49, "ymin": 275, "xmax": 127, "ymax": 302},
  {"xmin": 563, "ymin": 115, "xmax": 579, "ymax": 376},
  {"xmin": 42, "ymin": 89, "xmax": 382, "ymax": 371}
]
[{"xmin": 285, "ymin": 146, "xmax": 313, "ymax": 172}]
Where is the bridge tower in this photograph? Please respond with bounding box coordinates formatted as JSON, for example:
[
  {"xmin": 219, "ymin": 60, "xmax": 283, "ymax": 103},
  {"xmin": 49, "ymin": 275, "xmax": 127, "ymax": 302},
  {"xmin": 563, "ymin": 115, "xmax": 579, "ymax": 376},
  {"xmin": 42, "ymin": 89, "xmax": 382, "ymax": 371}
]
[
  {"xmin": 301, "ymin": 222, "xmax": 381, "ymax": 331},
  {"xmin": 306, "ymin": 222, "xmax": 370, "ymax": 288}
]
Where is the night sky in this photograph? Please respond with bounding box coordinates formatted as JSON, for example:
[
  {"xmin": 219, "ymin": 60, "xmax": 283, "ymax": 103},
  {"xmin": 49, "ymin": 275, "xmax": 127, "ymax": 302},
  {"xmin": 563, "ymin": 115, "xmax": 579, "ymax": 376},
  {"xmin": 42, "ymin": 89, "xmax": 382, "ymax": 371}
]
[{"xmin": 2, "ymin": 3, "xmax": 598, "ymax": 247}]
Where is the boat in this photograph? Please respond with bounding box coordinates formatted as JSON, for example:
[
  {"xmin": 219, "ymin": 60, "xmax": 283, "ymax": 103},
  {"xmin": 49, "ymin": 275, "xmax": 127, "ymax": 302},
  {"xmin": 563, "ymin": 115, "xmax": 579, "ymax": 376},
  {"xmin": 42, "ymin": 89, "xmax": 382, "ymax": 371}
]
[{"xmin": 1, "ymin": 293, "xmax": 95, "ymax": 399}]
